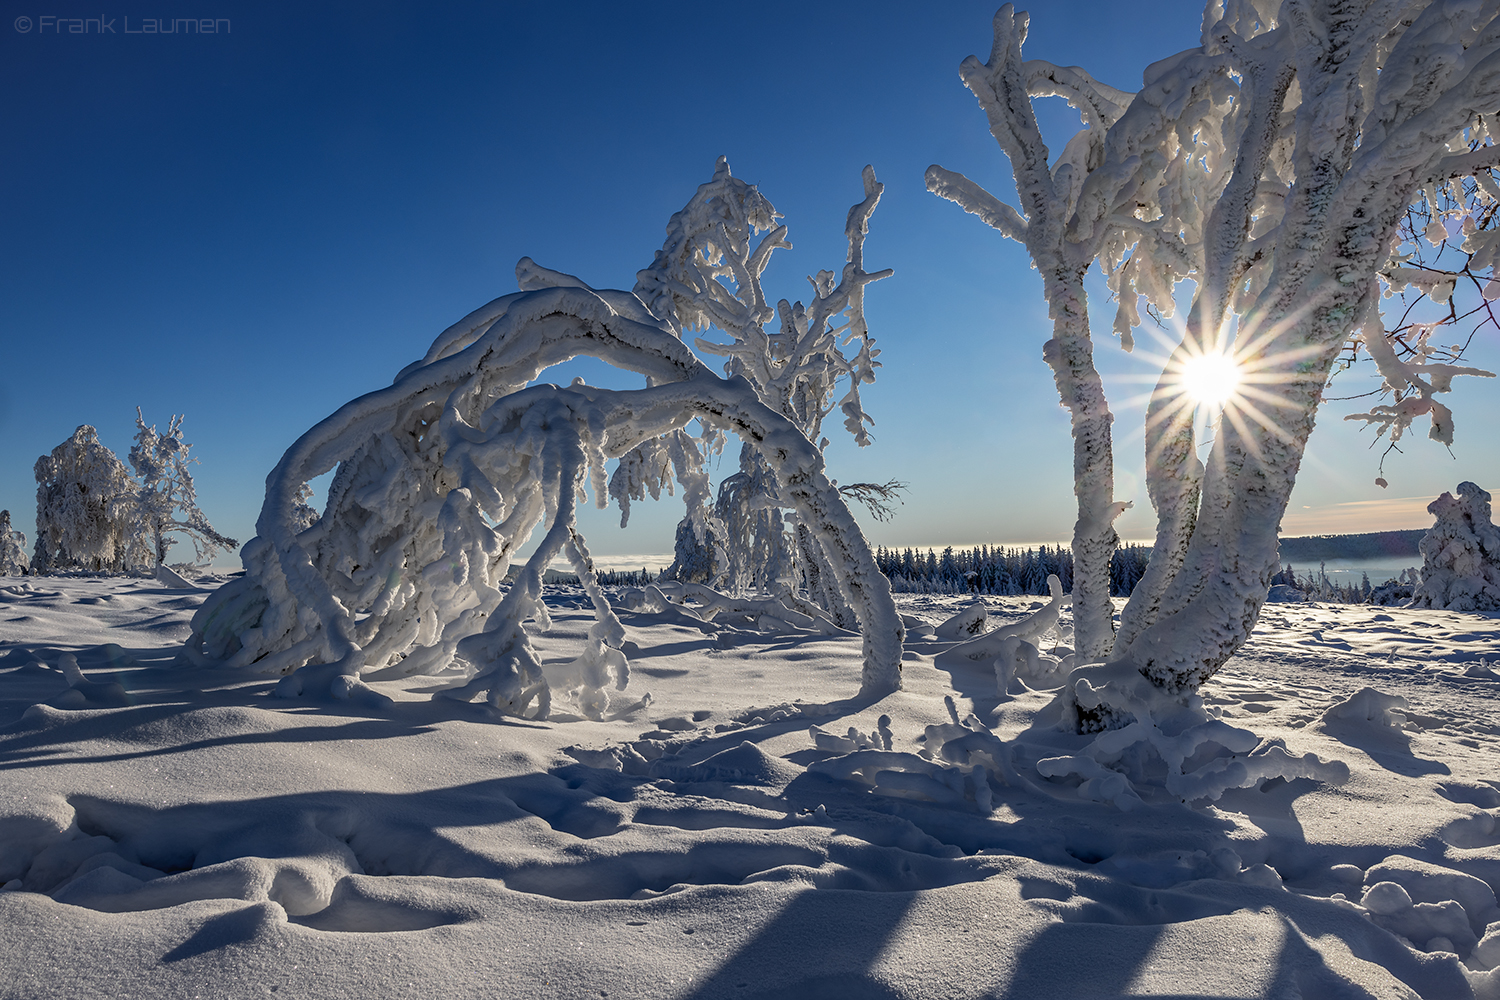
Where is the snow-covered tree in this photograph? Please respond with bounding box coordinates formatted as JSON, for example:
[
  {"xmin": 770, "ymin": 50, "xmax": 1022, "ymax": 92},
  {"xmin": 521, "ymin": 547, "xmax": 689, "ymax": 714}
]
[
  {"xmin": 931, "ymin": 2, "xmax": 1500, "ymax": 727},
  {"xmin": 0, "ymin": 510, "xmax": 29, "ymax": 575},
  {"xmin": 129, "ymin": 408, "xmax": 238, "ymax": 570},
  {"xmin": 186, "ymin": 193, "xmax": 903, "ymax": 716},
  {"xmin": 1411, "ymin": 480, "xmax": 1500, "ymax": 610},
  {"xmin": 628, "ymin": 159, "xmax": 892, "ymax": 623},
  {"xmin": 32, "ymin": 425, "xmax": 141, "ymax": 574},
  {"xmin": 32, "ymin": 417, "xmax": 236, "ymax": 576}
]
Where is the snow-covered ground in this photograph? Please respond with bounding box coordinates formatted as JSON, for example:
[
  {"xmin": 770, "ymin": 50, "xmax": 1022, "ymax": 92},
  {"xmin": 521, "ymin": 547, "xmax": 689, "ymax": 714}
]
[{"xmin": 2, "ymin": 576, "xmax": 1498, "ymax": 999}]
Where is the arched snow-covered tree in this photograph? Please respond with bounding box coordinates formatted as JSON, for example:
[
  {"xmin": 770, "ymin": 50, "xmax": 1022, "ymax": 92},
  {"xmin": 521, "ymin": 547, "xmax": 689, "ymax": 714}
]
[
  {"xmin": 129, "ymin": 408, "xmax": 238, "ymax": 570},
  {"xmin": 632, "ymin": 159, "xmax": 893, "ymax": 624},
  {"xmin": 1411, "ymin": 481, "xmax": 1500, "ymax": 611},
  {"xmin": 932, "ymin": 1, "xmax": 1500, "ymax": 728},
  {"xmin": 33, "ymin": 425, "xmax": 142, "ymax": 574},
  {"xmin": 186, "ymin": 219, "xmax": 903, "ymax": 718},
  {"xmin": 0, "ymin": 510, "xmax": 29, "ymax": 576}
]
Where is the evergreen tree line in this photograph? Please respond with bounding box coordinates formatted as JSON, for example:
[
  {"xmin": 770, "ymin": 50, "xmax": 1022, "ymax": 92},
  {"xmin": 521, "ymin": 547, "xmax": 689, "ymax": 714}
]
[
  {"xmin": 593, "ymin": 569, "xmax": 658, "ymax": 587},
  {"xmin": 1268, "ymin": 564, "xmax": 1416, "ymax": 606},
  {"xmin": 872, "ymin": 544, "xmax": 1152, "ymax": 597},
  {"xmin": 537, "ymin": 567, "xmax": 659, "ymax": 588}
]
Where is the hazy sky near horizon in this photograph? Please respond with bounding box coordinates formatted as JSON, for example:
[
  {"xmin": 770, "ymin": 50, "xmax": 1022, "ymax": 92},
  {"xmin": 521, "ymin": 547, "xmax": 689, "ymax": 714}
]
[{"xmin": 4, "ymin": 1, "xmax": 1498, "ymax": 571}]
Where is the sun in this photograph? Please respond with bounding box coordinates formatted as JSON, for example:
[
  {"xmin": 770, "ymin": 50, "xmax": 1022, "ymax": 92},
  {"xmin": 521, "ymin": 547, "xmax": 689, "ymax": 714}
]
[{"xmin": 1178, "ymin": 351, "xmax": 1242, "ymax": 407}]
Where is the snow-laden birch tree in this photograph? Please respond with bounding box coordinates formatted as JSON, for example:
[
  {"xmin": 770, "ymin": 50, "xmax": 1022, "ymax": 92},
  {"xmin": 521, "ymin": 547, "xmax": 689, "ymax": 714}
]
[
  {"xmin": 129, "ymin": 408, "xmax": 239, "ymax": 571},
  {"xmin": 931, "ymin": 1, "xmax": 1500, "ymax": 729}
]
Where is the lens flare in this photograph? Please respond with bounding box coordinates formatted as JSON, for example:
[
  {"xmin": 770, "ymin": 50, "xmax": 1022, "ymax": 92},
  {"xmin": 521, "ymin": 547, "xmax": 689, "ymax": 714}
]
[{"xmin": 1179, "ymin": 352, "xmax": 1241, "ymax": 407}]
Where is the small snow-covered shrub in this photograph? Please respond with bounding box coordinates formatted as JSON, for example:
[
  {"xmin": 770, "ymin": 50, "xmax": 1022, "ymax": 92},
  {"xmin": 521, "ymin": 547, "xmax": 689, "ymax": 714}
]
[
  {"xmin": 1370, "ymin": 571, "xmax": 1419, "ymax": 606},
  {"xmin": 1411, "ymin": 482, "xmax": 1500, "ymax": 612},
  {"xmin": 187, "ymin": 166, "xmax": 902, "ymax": 718},
  {"xmin": 0, "ymin": 510, "xmax": 29, "ymax": 575},
  {"xmin": 32, "ymin": 426, "xmax": 144, "ymax": 574}
]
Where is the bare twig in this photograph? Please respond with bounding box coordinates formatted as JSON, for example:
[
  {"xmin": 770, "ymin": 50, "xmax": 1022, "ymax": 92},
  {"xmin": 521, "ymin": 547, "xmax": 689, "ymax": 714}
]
[{"xmin": 838, "ymin": 480, "xmax": 908, "ymax": 522}]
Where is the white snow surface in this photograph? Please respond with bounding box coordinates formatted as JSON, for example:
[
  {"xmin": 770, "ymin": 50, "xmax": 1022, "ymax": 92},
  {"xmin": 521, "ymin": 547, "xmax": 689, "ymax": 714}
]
[{"xmin": 2, "ymin": 577, "xmax": 1499, "ymax": 999}]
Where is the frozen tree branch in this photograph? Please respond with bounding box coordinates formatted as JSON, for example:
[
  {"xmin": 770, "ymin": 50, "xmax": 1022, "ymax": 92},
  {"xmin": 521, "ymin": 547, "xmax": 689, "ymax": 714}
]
[
  {"xmin": 923, "ymin": 166, "xmax": 1029, "ymax": 241},
  {"xmin": 839, "ymin": 480, "xmax": 908, "ymax": 523}
]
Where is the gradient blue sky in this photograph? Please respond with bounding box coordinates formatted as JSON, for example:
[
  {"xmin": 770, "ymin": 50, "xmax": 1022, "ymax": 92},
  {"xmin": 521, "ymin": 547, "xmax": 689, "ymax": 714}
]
[{"xmin": 4, "ymin": 1, "xmax": 1498, "ymax": 571}]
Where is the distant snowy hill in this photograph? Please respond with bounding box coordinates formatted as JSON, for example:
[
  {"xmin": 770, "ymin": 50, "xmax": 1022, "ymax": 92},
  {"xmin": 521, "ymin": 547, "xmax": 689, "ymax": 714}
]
[{"xmin": 1278, "ymin": 530, "xmax": 1426, "ymax": 563}]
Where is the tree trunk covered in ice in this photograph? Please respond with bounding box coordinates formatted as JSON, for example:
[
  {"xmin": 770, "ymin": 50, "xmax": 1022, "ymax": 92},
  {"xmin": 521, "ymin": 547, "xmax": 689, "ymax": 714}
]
[
  {"xmin": 933, "ymin": 1, "xmax": 1500, "ymax": 720},
  {"xmin": 927, "ymin": 8, "xmax": 1130, "ymax": 661},
  {"xmin": 1041, "ymin": 271, "xmax": 1120, "ymax": 664}
]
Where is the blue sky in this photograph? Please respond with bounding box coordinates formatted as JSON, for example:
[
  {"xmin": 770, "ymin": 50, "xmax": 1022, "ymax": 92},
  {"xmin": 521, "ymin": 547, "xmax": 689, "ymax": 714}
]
[{"xmin": 4, "ymin": 1, "xmax": 1498, "ymax": 570}]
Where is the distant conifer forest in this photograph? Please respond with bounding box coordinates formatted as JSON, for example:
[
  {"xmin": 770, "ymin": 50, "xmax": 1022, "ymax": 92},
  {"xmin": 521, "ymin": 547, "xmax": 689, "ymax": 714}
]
[{"xmin": 871, "ymin": 544, "xmax": 1151, "ymax": 597}]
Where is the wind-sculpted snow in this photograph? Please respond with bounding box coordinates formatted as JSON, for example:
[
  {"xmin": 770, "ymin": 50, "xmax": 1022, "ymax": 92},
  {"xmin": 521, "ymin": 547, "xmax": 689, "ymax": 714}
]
[
  {"xmin": 4, "ymin": 580, "xmax": 1500, "ymax": 998},
  {"xmin": 185, "ymin": 274, "xmax": 901, "ymax": 716}
]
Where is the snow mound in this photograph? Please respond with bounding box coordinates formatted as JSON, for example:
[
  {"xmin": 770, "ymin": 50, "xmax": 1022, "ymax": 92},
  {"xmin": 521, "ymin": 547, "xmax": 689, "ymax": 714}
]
[
  {"xmin": 656, "ymin": 741, "xmax": 804, "ymax": 787},
  {"xmin": 46, "ymin": 652, "xmax": 130, "ymax": 709},
  {"xmin": 1324, "ymin": 687, "xmax": 1410, "ymax": 727}
]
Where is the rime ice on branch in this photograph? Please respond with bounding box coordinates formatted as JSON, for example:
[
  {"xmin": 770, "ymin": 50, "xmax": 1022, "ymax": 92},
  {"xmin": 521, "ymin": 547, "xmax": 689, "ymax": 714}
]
[
  {"xmin": 1412, "ymin": 481, "xmax": 1500, "ymax": 611},
  {"xmin": 633, "ymin": 159, "xmax": 893, "ymax": 625},
  {"xmin": 187, "ymin": 165, "xmax": 903, "ymax": 717},
  {"xmin": 932, "ymin": 2, "xmax": 1500, "ymax": 727}
]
